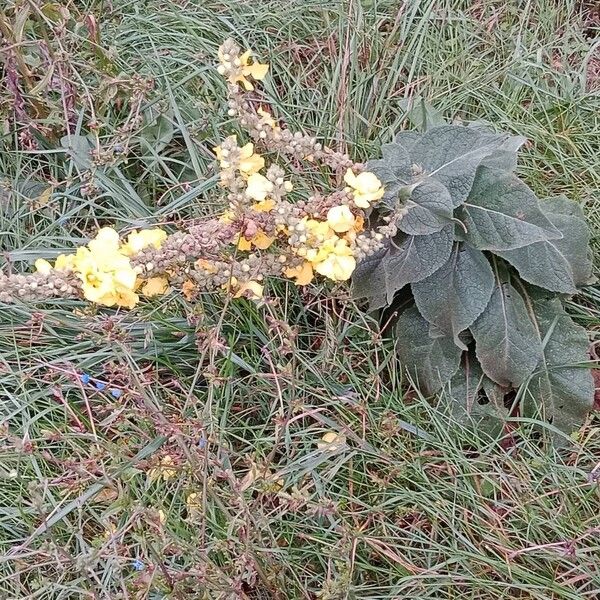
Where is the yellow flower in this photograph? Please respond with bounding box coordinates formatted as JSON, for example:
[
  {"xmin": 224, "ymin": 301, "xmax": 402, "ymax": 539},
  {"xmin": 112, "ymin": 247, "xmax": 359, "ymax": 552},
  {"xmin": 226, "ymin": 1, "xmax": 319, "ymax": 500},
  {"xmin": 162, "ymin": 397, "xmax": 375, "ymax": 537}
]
[
  {"xmin": 233, "ymin": 280, "xmax": 263, "ymax": 300},
  {"xmin": 317, "ymin": 431, "xmax": 346, "ymax": 451},
  {"xmin": 326, "ymin": 205, "xmax": 355, "ymax": 233},
  {"xmin": 186, "ymin": 492, "xmax": 202, "ymax": 517},
  {"xmin": 111, "ymin": 288, "xmax": 139, "ymax": 310},
  {"xmin": 55, "ymin": 253, "xmax": 76, "ymax": 270},
  {"xmin": 256, "ymin": 232, "xmax": 276, "ymax": 250},
  {"xmin": 141, "ymin": 276, "xmax": 169, "ymax": 297},
  {"xmin": 313, "ymin": 239, "xmax": 356, "ymax": 282},
  {"xmin": 246, "ymin": 173, "xmax": 274, "ymax": 201},
  {"xmin": 35, "ymin": 259, "xmax": 52, "ymax": 275},
  {"xmin": 88, "ymin": 227, "xmax": 120, "ymax": 254},
  {"xmin": 218, "ymin": 48, "xmax": 269, "ymax": 91},
  {"xmin": 72, "ymin": 230, "xmax": 140, "ymax": 309},
  {"xmin": 284, "ymin": 261, "xmax": 314, "ymax": 286},
  {"xmin": 238, "ymin": 236, "xmax": 252, "ymax": 252},
  {"xmin": 214, "ymin": 145, "xmax": 226, "ymax": 162},
  {"xmin": 238, "ymin": 142, "xmax": 264, "ymax": 177},
  {"xmin": 252, "ymin": 198, "xmax": 275, "ymax": 212},
  {"xmin": 121, "ymin": 228, "xmax": 167, "ymax": 257},
  {"xmin": 196, "ymin": 258, "xmax": 218, "ymax": 274},
  {"xmin": 257, "ymin": 107, "xmax": 277, "ymax": 128},
  {"xmin": 219, "ymin": 210, "xmax": 235, "ymax": 224},
  {"xmin": 182, "ymin": 280, "xmax": 197, "ymax": 301},
  {"xmin": 344, "ymin": 169, "xmax": 384, "ymax": 208}
]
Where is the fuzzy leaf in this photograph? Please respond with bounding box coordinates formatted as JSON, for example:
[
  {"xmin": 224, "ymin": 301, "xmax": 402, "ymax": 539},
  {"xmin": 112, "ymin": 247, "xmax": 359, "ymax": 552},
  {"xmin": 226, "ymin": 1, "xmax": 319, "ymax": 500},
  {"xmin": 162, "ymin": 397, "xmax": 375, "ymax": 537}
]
[
  {"xmin": 470, "ymin": 281, "xmax": 542, "ymax": 387},
  {"xmin": 542, "ymin": 196, "xmax": 593, "ymax": 286},
  {"xmin": 60, "ymin": 134, "xmax": 93, "ymax": 169},
  {"xmin": 523, "ymin": 295, "xmax": 594, "ymax": 439},
  {"xmin": 396, "ymin": 306, "xmax": 462, "ymax": 394},
  {"xmin": 394, "ymin": 130, "xmax": 422, "ymax": 151},
  {"xmin": 458, "ymin": 167, "xmax": 562, "ymax": 250},
  {"xmin": 367, "ymin": 143, "xmax": 413, "ymax": 207},
  {"xmin": 496, "ymin": 195, "xmax": 592, "ymax": 292},
  {"xmin": 143, "ymin": 109, "xmax": 175, "ymax": 153},
  {"xmin": 384, "ymin": 226, "xmax": 454, "ymax": 304},
  {"xmin": 409, "ymin": 126, "xmax": 524, "ymax": 206},
  {"xmin": 397, "ymin": 179, "xmax": 454, "ymax": 235},
  {"xmin": 444, "ymin": 352, "xmax": 508, "ymax": 436},
  {"xmin": 398, "ymin": 97, "xmax": 446, "ymax": 132},
  {"xmin": 351, "ymin": 246, "xmax": 388, "ymax": 302},
  {"xmin": 412, "ymin": 244, "xmax": 494, "ymax": 349}
]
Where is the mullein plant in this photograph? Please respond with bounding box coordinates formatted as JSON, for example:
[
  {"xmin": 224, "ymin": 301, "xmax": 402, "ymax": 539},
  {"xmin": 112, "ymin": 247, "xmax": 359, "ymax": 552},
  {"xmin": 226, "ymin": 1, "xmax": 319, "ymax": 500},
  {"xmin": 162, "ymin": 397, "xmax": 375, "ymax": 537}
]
[
  {"xmin": 0, "ymin": 39, "xmax": 386, "ymax": 308},
  {"xmin": 1, "ymin": 39, "xmax": 595, "ymax": 441}
]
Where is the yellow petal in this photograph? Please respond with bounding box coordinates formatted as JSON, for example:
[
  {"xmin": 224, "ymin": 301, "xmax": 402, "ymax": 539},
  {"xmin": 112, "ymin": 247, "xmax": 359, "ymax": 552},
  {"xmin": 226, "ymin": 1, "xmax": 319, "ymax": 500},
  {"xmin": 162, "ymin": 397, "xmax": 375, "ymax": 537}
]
[
  {"xmin": 315, "ymin": 254, "xmax": 356, "ymax": 282},
  {"xmin": 252, "ymin": 199, "xmax": 275, "ymax": 212},
  {"xmin": 237, "ymin": 236, "xmax": 253, "ymax": 251},
  {"xmin": 326, "ymin": 205, "xmax": 355, "ymax": 233},
  {"xmin": 239, "ymin": 142, "xmax": 255, "ymax": 160},
  {"xmin": 245, "ymin": 173, "xmax": 274, "ymax": 201},
  {"xmin": 252, "ymin": 231, "xmax": 275, "ymax": 250},
  {"xmin": 317, "ymin": 431, "xmax": 346, "ymax": 450},
  {"xmin": 88, "ymin": 227, "xmax": 120, "ymax": 254},
  {"xmin": 284, "ymin": 262, "xmax": 314, "ymax": 286},
  {"xmin": 233, "ymin": 280, "xmax": 263, "ymax": 300},
  {"xmin": 182, "ymin": 280, "xmax": 197, "ymax": 301},
  {"xmin": 344, "ymin": 168, "xmax": 359, "ymax": 188},
  {"xmin": 244, "ymin": 61, "xmax": 269, "ymax": 81},
  {"xmin": 240, "ymin": 49, "xmax": 252, "ymax": 65},
  {"xmin": 196, "ymin": 258, "xmax": 218, "ymax": 274},
  {"xmin": 123, "ymin": 228, "xmax": 167, "ymax": 256},
  {"xmin": 115, "ymin": 289, "xmax": 139, "ymax": 309},
  {"xmin": 355, "ymin": 171, "xmax": 383, "ymax": 193},
  {"xmin": 113, "ymin": 267, "xmax": 137, "ymax": 289},
  {"xmin": 235, "ymin": 75, "xmax": 254, "ymax": 91},
  {"xmin": 141, "ymin": 276, "xmax": 169, "ymax": 297},
  {"xmin": 55, "ymin": 253, "xmax": 75, "ymax": 270},
  {"xmin": 257, "ymin": 107, "xmax": 277, "ymax": 128},
  {"xmin": 353, "ymin": 194, "xmax": 371, "ymax": 209},
  {"xmin": 35, "ymin": 259, "xmax": 52, "ymax": 275},
  {"xmin": 82, "ymin": 281, "xmax": 113, "ymax": 305},
  {"xmin": 219, "ymin": 210, "xmax": 235, "ymax": 224},
  {"xmin": 239, "ymin": 153, "xmax": 265, "ymax": 177}
]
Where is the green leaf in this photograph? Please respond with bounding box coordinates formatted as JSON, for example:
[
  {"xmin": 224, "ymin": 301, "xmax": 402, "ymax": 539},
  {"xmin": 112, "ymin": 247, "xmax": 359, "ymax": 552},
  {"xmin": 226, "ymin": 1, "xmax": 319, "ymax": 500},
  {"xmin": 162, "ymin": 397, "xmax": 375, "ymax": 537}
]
[
  {"xmin": 398, "ymin": 97, "xmax": 446, "ymax": 132},
  {"xmin": 496, "ymin": 195, "xmax": 592, "ymax": 293},
  {"xmin": 542, "ymin": 196, "xmax": 593, "ymax": 286},
  {"xmin": 523, "ymin": 295, "xmax": 594, "ymax": 438},
  {"xmin": 394, "ymin": 130, "xmax": 422, "ymax": 151},
  {"xmin": 409, "ymin": 126, "xmax": 524, "ymax": 206},
  {"xmin": 367, "ymin": 143, "xmax": 413, "ymax": 207},
  {"xmin": 466, "ymin": 122, "xmax": 526, "ymax": 172},
  {"xmin": 60, "ymin": 134, "xmax": 93, "ymax": 169},
  {"xmin": 397, "ymin": 179, "xmax": 454, "ymax": 235},
  {"xmin": 396, "ymin": 306, "xmax": 463, "ymax": 394},
  {"xmin": 384, "ymin": 226, "xmax": 454, "ymax": 304},
  {"xmin": 351, "ymin": 246, "xmax": 388, "ymax": 303},
  {"xmin": 143, "ymin": 109, "xmax": 175, "ymax": 154},
  {"xmin": 444, "ymin": 352, "xmax": 508, "ymax": 436},
  {"xmin": 458, "ymin": 167, "xmax": 562, "ymax": 250},
  {"xmin": 412, "ymin": 244, "xmax": 494, "ymax": 349},
  {"xmin": 470, "ymin": 281, "xmax": 542, "ymax": 387}
]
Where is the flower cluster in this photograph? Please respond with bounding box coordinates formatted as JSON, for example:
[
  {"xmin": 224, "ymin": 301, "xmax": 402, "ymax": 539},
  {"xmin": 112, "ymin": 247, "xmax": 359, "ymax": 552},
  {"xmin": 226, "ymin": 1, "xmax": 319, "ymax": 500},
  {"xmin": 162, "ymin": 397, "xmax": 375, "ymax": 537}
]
[
  {"xmin": 0, "ymin": 39, "xmax": 388, "ymax": 309},
  {"xmin": 33, "ymin": 227, "xmax": 168, "ymax": 308}
]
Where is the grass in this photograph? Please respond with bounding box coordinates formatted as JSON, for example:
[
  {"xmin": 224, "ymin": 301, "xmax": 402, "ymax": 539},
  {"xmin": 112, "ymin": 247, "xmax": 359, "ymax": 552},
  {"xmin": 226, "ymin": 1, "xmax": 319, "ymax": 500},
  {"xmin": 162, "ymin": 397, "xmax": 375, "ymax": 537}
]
[{"xmin": 1, "ymin": 0, "xmax": 599, "ymax": 598}]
